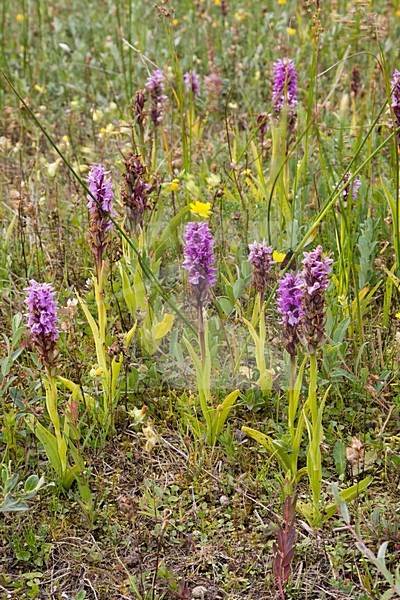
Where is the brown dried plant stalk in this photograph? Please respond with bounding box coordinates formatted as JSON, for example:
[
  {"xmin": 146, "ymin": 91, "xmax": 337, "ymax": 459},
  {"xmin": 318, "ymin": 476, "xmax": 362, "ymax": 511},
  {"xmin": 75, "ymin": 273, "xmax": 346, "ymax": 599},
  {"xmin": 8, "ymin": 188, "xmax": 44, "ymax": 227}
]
[{"xmin": 272, "ymin": 493, "xmax": 298, "ymax": 600}]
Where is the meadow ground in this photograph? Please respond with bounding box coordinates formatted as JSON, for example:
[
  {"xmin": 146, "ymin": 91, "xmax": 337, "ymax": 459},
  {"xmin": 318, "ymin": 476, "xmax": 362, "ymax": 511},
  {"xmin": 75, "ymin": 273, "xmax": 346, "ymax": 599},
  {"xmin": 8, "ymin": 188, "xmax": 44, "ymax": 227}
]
[{"xmin": 0, "ymin": 1, "xmax": 400, "ymax": 598}]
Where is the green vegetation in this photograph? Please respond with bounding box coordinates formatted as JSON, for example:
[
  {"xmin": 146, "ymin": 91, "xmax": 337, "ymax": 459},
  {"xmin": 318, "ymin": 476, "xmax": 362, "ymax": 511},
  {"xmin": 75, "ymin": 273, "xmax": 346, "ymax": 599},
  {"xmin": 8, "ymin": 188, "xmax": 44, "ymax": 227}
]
[{"xmin": 1, "ymin": 1, "xmax": 400, "ymax": 598}]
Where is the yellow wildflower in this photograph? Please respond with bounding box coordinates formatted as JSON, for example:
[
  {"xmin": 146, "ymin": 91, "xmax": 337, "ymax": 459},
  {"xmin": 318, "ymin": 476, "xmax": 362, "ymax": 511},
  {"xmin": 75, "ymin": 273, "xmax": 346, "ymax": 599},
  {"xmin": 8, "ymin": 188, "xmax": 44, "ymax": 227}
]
[
  {"xmin": 167, "ymin": 179, "xmax": 179, "ymax": 192},
  {"xmin": 16, "ymin": 13, "xmax": 24, "ymax": 22},
  {"xmin": 190, "ymin": 201, "xmax": 212, "ymax": 218},
  {"xmin": 278, "ymin": 0, "xmax": 287, "ymax": 3},
  {"xmin": 287, "ymin": 27, "xmax": 296, "ymax": 35},
  {"xmin": 272, "ymin": 250, "xmax": 286, "ymax": 263},
  {"xmin": 234, "ymin": 9, "xmax": 249, "ymax": 22},
  {"xmin": 90, "ymin": 366, "xmax": 104, "ymax": 377}
]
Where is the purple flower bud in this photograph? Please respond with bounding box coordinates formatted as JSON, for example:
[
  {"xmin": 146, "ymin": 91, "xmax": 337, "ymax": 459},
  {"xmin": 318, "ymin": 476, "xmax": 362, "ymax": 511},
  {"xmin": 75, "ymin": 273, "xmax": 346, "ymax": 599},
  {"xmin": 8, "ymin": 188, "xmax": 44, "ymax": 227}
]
[
  {"xmin": 145, "ymin": 69, "xmax": 168, "ymax": 126},
  {"xmin": 183, "ymin": 222, "xmax": 217, "ymax": 306},
  {"xmin": 272, "ymin": 58, "xmax": 298, "ymax": 117},
  {"xmin": 340, "ymin": 173, "xmax": 361, "ymax": 209},
  {"xmin": 183, "ymin": 70, "xmax": 200, "ymax": 96},
  {"xmin": 248, "ymin": 241, "xmax": 273, "ymax": 296},
  {"xmin": 300, "ymin": 246, "xmax": 332, "ymax": 353},
  {"xmin": 350, "ymin": 176, "xmax": 361, "ymax": 200},
  {"xmin": 25, "ymin": 280, "xmax": 59, "ymax": 366},
  {"xmin": 335, "ymin": 173, "xmax": 361, "ymax": 212},
  {"xmin": 277, "ymin": 273, "xmax": 304, "ymax": 356},
  {"xmin": 87, "ymin": 164, "xmax": 115, "ymax": 269},
  {"xmin": 391, "ymin": 69, "xmax": 400, "ymax": 143}
]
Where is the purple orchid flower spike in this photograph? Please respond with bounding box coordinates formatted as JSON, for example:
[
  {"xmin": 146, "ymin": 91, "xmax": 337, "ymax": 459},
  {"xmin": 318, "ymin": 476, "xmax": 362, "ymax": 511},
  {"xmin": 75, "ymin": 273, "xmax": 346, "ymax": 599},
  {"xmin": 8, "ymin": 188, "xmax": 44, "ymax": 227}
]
[
  {"xmin": 183, "ymin": 222, "xmax": 217, "ymax": 307},
  {"xmin": 25, "ymin": 280, "xmax": 59, "ymax": 368}
]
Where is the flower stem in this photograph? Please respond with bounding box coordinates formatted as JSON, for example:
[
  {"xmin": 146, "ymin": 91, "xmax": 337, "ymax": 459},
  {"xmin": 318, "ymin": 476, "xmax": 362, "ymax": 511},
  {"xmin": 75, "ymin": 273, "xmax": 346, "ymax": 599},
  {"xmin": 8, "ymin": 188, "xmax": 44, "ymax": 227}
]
[
  {"xmin": 197, "ymin": 303, "xmax": 206, "ymax": 366},
  {"xmin": 308, "ymin": 352, "xmax": 318, "ymax": 425},
  {"xmin": 288, "ymin": 354, "xmax": 297, "ymax": 439}
]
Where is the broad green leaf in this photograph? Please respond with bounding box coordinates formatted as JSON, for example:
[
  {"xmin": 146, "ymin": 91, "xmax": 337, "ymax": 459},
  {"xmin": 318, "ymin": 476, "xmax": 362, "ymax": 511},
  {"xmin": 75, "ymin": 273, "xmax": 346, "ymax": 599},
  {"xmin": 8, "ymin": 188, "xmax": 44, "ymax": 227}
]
[
  {"xmin": 119, "ymin": 264, "xmax": 136, "ymax": 315},
  {"xmin": 125, "ymin": 321, "xmax": 137, "ymax": 346},
  {"xmin": 242, "ymin": 426, "xmax": 292, "ymax": 472},
  {"xmin": 213, "ymin": 389, "xmax": 239, "ymax": 437},
  {"xmin": 111, "ymin": 355, "xmax": 123, "ymax": 401},
  {"xmin": 154, "ymin": 313, "xmax": 174, "ymax": 340},
  {"xmin": 77, "ymin": 293, "xmax": 107, "ymax": 374},
  {"xmin": 377, "ymin": 541, "xmax": 389, "ymax": 563},
  {"xmin": 216, "ymin": 297, "xmax": 234, "ymax": 316},
  {"xmin": 324, "ymin": 476, "xmax": 372, "ymax": 520},
  {"xmin": 24, "ymin": 475, "xmax": 40, "ymax": 493},
  {"xmin": 154, "ymin": 205, "xmax": 190, "ymax": 260},
  {"xmin": 333, "ymin": 441, "xmax": 346, "ymax": 476},
  {"xmin": 25, "ymin": 415, "xmax": 62, "ymax": 477}
]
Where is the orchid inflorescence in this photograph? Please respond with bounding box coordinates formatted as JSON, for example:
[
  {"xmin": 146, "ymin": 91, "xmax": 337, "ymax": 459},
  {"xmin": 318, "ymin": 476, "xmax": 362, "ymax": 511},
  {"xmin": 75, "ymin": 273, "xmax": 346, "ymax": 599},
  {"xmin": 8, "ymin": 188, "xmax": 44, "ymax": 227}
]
[
  {"xmin": 25, "ymin": 280, "xmax": 59, "ymax": 368},
  {"xmin": 183, "ymin": 221, "xmax": 217, "ymax": 308},
  {"xmin": 277, "ymin": 245, "xmax": 333, "ymax": 356},
  {"xmin": 87, "ymin": 164, "xmax": 115, "ymax": 272},
  {"xmin": 391, "ymin": 69, "xmax": 400, "ymax": 145},
  {"xmin": 183, "ymin": 70, "xmax": 200, "ymax": 96},
  {"xmin": 145, "ymin": 69, "xmax": 168, "ymax": 127},
  {"xmin": 272, "ymin": 58, "xmax": 298, "ymax": 120},
  {"xmin": 248, "ymin": 241, "xmax": 274, "ymax": 297}
]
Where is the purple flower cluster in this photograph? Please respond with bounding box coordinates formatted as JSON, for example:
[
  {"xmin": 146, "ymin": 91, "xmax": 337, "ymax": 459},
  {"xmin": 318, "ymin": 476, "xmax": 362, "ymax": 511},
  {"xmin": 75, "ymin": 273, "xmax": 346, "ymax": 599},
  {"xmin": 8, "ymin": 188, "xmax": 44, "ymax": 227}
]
[
  {"xmin": 121, "ymin": 154, "xmax": 152, "ymax": 233},
  {"xmin": 145, "ymin": 69, "xmax": 168, "ymax": 127},
  {"xmin": 87, "ymin": 164, "xmax": 115, "ymax": 269},
  {"xmin": 183, "ymin": 222, "xmax": 217, "ymax": 306},
  {"xmin": 248, "ymin": 241, "xmax": 273, "ymax": 296},
  {"xmin": 391, "ymin": 69, "xmax": 400, "ymax": 143},
  {"xmin": 301, "ymin": 246, "xmax": 332, "ymax": 296},
  {"xmin": 204, "ymin": 70, "xmax": 223, "ymax": 109},
  {"xmin": 339, "ymin": 173, "xmax": 361, "ymax": 210},
  {"xmin": 300, "ymin": 246, "xmax": 333, "ymax": 353},
  {"xmin": 183, "ymin": 70, "xmax": 200, "ymax": 96},
  {"xmin": 277, "ymin": 273, "xmax": 304, "ymax": 356},
  {"xmin": 277, "ymin": 246, "xmax": 332, "ymax": 355},
  {"xmin": 25, "ymin": 280, "xmax": 59, "ymax": 366},
  {"xmin": 87, "ymin": 164, "xmax": 115, "ymax": 225},
  {"xmin": 272, "ymin": 58, "xmax": 298, "ymax": 117}
]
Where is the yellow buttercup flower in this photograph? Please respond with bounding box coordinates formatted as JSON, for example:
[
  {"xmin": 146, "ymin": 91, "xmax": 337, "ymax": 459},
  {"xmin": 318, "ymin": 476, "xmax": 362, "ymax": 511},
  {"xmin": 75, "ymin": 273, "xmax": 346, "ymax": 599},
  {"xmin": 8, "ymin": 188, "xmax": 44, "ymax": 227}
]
[
  {"xmin": 287, "ymin": 27, "xmax": 296, "ymax": 35},
  {"xmin": 190, "ymin": 201, "xmax": 212, "ymax": 218},
  {"xmin": 90, "ymin": 366, "xmax": 104, "ymax": 377},
  {"xmin": 278, "ymin": 0, "xmax": 287, "ymax": 3},
  {"xmin": 16, "ymin": 13, "xmax": 24, "ymax": 22},
  {"xmin": 167, "ymin": 179, "xmax": 179, "ymax": 192},
  {"xmin": 273, "ymin": 250, "xmax": 286, "ymax": 263}
]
